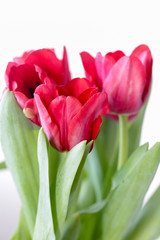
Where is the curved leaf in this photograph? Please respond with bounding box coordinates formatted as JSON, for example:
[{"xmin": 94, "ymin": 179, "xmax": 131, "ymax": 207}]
[
  {"xmin": 33, "ymin": 129, "xmax": 55, "ymax": 240},
  {"xmin": 56, "ymin": 140, "xmax": 91, "ymax": 231},
  {"xmin": 102, "ymin": 142, "xmax": 160, "ymax": 240},
  {"xmin": 0, "ymin": 90, "xmax": 39, "ymax": 234},
  {"xmin": 124, "ymin": 186, "xmax": 160, "ymax": 240},
  {"xmin": 11, "ymin": 209, "xmax": 31, "ymax": 240}
]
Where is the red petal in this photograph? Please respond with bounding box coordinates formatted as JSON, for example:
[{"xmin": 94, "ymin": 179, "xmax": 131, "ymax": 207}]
[
  {"xmin": 62, "ymin": 46, "xmax": 71, "ymax": 84},
  {"xmin": 35, "ymin": 83, "xmax": 59, "ymax": 108},
  {"xmin": 80, "ymin": 52, "xmax": 98, "ymax": 87},
  {"xmin": 13, "ymin": 50, "xmax": 34, "ymax": 64},
  {"xmin": 68, "ymin": 92, "xmax": 109, "ymax": 150},
  {"xmin": 7, "ymin": 64, "xmax": 41, "ymax": 98},
  {"xmin": 106, "ymin": 50, "xmax": 125, "ymax": 61},
  {"xmin": 57, "ymin": 78, "xmax": 92, "ymax": 98},
  {"xmin": 34, "ymin": 94, "xmax": 62, "ymax": 151},
  {"xmin": 78, "ymin": 87, "xmax": 98, "ymax": 105},
  {"xmin": 48, "ymin": 96, "xmax": 82, "ymax": 150},
  {"xmin": 67, "ymin": 78, "xmax": 92, "ymax": 97},
  {"xmin": 25, "ymin": 49, "xmax": 64, "ymax": 85},
  {"xmin": 131, "ymin": 44, "xmax": 153, "ymax": 102},
  {"xmin": 14, "ymin": 91, "xmax": 28, "ymax": 109},
  {"xmin": 91, "ymin": 116, "xmax": 102, "ymax": 140},
  {"xmin": 95, "ymin": 53, "xmax": 115, "ymax": 90},
  {"xmin": 104, "ymin": 56, "xmax": 146, "ymax": 114},
  {"xmin": 5, "ymin": 62, "xmax": 18, "ymax": 89}
]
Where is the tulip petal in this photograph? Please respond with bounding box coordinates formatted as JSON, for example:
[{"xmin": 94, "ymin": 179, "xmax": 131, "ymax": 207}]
[
  {"xmin": 91, "ymin": 116, "xmax": 102, "ymax": 140},
  {"xmin": 34, "ymin": 94, "xmax": 62, "ymax": 151},
  {"xmin": 131, "ymin": 44, "xmax": 153, "ymax": 102},
  {"xmin": 103, "ymin": 56, "xmax": 146, "ymax": 114},
  {"xmin": 80, "ymin": 52, "xmax": 98, "ymax": 86},
  {"xmin": 35, "ymin": 83, "xmax": 59, "ymax": 108},
  {"xmin": 14, "ymin": 91, "xmax": 29, "ymax": 109},
  {"xmin": 25, "ymin": 49, "xmax": 66, "ymax": 85},
  {"xmin": 78, "ymin": 87, "xmax": 98, "ymax": 105},
  {"xmin": 68, "ymin": 92, "xmax": 109, "ymax": 149},
  {"xmin": 48, "ymin": 96, "xmax": 82, "ymax": 150},
  {"xmin": 13, "ymin": 50, "xmax": 34, "ymax": 64},
  {"xmin": 7, "ymin": 64, "xmax": 41, "ymax": 98},
  {"xmin": 95, "ymin": 53, "xmax": 116, "ymax": 89},
  {"xmin": 106, "ymin": 50, "xmax": 125, "ymax": 61},
  {"xmin": 57, "ymin": 78, "xmax": 92, "ymax": 98},
  {"xmin": 62, "ymin": 46, "xmax": 71, "ymax": 84}
]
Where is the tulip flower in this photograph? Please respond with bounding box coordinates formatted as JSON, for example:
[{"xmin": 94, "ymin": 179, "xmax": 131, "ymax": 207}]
[
  {"xmin": 34, "ymin": 78, "xmax": 109, "ymax": 151},
  {"xmin": 5, "ymin": 47, "xmax": 71, "ymax": 125},
  {"xmin": 80, "ymin": 45, "xmax": 152, "ymax": 115}
]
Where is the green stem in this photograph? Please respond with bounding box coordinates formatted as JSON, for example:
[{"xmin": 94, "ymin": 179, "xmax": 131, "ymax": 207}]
[{"xmin": 117, "ymin": 115, "xmax": 128, "ymax": 170}]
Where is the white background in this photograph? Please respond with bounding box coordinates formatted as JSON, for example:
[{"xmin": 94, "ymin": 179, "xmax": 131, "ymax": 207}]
[{"xmin": 0, "ymin": 0, "xmax": 160, "ymax": 239}]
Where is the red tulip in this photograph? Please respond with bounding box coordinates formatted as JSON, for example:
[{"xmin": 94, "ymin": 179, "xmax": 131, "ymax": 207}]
[
  {"xmin": 34, "ymin": 78, "xmax": 109, "ymax": 151},
  {"xmin": 80, "ymin": 45, "xmax": 152, "ymax": 115},
  {"xmin": 5, "ymin": 47, "xmax": 71, "ymax": 125}
]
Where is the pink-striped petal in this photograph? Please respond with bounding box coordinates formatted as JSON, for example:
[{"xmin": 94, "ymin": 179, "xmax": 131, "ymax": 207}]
[
  {"xmin": 104, "ymin": 56, "xmax": 146, "ymax": 114},
  {"xmin": 80, "ymin": 52, "xmax": 98, "ymax": 87},
  {"xmin": 48, "ymin": 96, "xmax": 82, "ymax": 150},
  {"xmin": 34, "ymin": 93, "xmax": 62, "ymax": 151},
  {"xmin": 68, "ymin": 92, "xmax": 109, "ymax": 149}
]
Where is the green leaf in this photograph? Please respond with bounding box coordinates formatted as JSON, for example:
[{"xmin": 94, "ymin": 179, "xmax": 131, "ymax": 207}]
[
  {"xmin": 33, "ymin": 129, "xmax": 55, "ymax": 240},
  {"xmin": 128, "ymin": 102, "xmax": 147, "ymax": 156},
  {"xmin": 112, "ymin": 143, "xmax": 149, "ymax": 189},
  {"xmin": 86, "ymin": 147, "xmax": 103, "ymax": 201},
  {"xmin": 0, "ymin": 161, "xmax": 7, "ymax": 170},
  {"xmin": 60, "ymin": 214, "xmax": 81, "ymax": 240},
  {"xmin": 102, "ymin": 142, "xmax": 160, "ymax": 240},
  {"xmin": 95, "ymin": 118, "xmax": 119, "ymax": 196},
  {"xmin": 56, "ymin": 140, "xmax": 91, "ymax": 231},
  {"xmin": 124, "ymin": 186, "xmax": 160, "ymax": 240},
  {"xmin": 0, "ymin": 91, "xmax": 39, "ymax": 234},
  {"xmin": 11, "ymin": 209, "xmax": 31, "ymax": 240}
]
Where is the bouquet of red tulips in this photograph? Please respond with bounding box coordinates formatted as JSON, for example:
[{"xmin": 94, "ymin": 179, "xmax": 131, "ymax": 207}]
[{"xmin": 0, "ymin": 45, "xmax": 160, "ymax": 240}]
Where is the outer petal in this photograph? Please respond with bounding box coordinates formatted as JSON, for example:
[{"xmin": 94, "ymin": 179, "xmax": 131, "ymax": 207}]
[
  {"xmin": 57, "ymin": 78, "xmax": 92, "ymax": 98},
  {"xmin": 68, "ymin": 92, "xmax": 109, "ymax": 149},
  {"xmin": 25, "ymin": 49, "xmax": 65, "ymax": 85},
  {"xmin": 24, "ymin": 99, "xmax": 40, "ymax": 126},
  {"xmin": 48, "ymin": 96, "xmax": 82, "ymax": 150},
  {"xmin": 106, "ymin": 50, "xmax": 125, "ymax": 61},
  {"xmin": 80, "ymin": 52, "xmax": 98, "ymax": 87},
  {"xmin": 5, "ymin": 62, "xmax": 18, "ymax": 87},
  {"xmin": 91, "ymin": 116, "xmax": 102, "ymax": 140},
  {"xmin": 103, "ymin": 56, "xmax": 146, "ymax": 114},
  {"xmin": 62, "ymin": 46, "xmax": 71, "ymax": 84},
  {"xmin": 95, "ymin": 52, "xmax": 116, "ymax": 89},
  {"xmin": 14, "ymin": 91, "xmax": 28, "ymax": 109},
  {"xmin": 131, "ymin": 44, "xmax": 153, "ymax": 102},
  {"xmin": 78, "ymin": 87, "xmax": 98, "ymax": 105},
  {"xmin": 7, "ymin": 64, "xmax": 41, "ymax": 98},
  {"xmin": 13, "ymin": 50, "xmax": 34, "ymax": 64},
  {"xmin": 35, "ymin": 82, "xmax": 59, "ymax": 108},
  {"xmin": 34, "ymin": 94, "xmax": 62, "ymax": 151}
]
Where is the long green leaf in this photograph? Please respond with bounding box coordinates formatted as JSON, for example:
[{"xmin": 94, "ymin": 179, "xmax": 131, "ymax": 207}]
[
  {"xmin": 112, "ymin": 143, "xmax": 149, "ymax": 189},
  {"xmin": 11, "ymin": 210, "xmax": 31, "ymax": 240},
  {"xmin": 102, "ymin": 142, "xmax": 160, "ymax": 240},
  {"xmin": 0, "ymin": 90, "xmax": 39, "ymax": 234},
  {"xmin": 33, "ymin": 129, "xmax": 55, "ymax": 240},
  {"xmin": 60, "ymin": 214, "xmax": 81, "ymax": 240},
  {"xmin": 56, "ymin": 140, "xmax": 91, "ymax": 231},
  {"xmin": 128, "ymin": 101, "xmax": 147, "ymax": 156},
  {"xmin": 86, "ymin": 147, "xmax": 103, "ymax": 201},
  {"xmin": 124, "ymin": 186, "xmax": 160, "ymax": 240}
]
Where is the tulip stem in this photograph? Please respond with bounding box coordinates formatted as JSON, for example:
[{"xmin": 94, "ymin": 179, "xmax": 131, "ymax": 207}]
[{"xmin": 118, "ymin": 115, "xmax": 128, "ymax": 170}]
